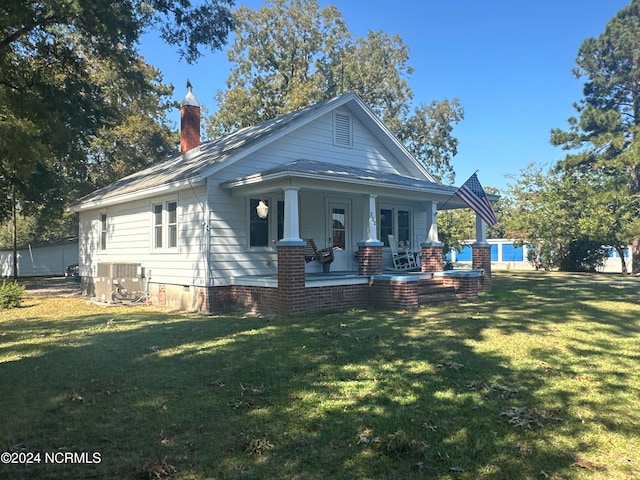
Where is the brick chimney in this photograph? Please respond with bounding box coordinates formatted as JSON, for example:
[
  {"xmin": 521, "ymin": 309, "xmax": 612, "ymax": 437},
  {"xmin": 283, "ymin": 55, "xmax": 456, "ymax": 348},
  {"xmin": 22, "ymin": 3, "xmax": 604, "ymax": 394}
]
[{"xmin": 180, "ymin": 80, "xmax": 200, "ymax": 154}]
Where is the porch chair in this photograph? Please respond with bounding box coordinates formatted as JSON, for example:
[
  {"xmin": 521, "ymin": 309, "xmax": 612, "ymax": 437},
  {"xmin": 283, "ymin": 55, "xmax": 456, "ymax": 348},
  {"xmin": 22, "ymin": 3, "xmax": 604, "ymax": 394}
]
[
  {"xmin": 304, "ymin": 239, "xmax": 334, "ymax": 264},
  {"xmin": 387, "ymin": 234, "xmax": 418, "ymax": 270}
]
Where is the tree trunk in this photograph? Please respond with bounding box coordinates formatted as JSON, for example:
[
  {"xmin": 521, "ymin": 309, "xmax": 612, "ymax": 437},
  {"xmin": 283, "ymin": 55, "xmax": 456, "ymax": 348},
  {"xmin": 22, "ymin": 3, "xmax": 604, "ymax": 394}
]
[
  {"xmin": 632, "ymin": 238, "xmax": 640, "ymax": 275},
  {"xmin": 633, "ymin": 163, "xmax": 640, "ymax": 274},
  {"xmin": 615, "ymin": 245, "xmax": 629, "ymax": 274}
]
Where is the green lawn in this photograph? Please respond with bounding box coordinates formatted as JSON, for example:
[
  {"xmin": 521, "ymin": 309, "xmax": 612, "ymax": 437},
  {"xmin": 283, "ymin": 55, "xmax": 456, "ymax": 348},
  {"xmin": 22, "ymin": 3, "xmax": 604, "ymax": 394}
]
[{"xmin": 1, "ymin": 272, "xmax": 639, "ymax": 479}]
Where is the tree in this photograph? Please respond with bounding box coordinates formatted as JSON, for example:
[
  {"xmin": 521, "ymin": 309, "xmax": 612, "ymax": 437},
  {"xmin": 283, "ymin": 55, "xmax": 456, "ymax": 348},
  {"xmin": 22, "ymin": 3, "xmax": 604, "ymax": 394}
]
[
  {"xmin": 2, "ymin": 0, "xmax": 235, "ymax": 196},
  {"xmin": 337, "ymin": 29, "xmax": 414, "ymax": 134},
  {"xmin": 397, "ymin": 99, "xmax": 464, "ymax": 184},
  {"xmin": 502, "ymin": 164, "xmax": 631, "ymax": 272},
  {"xmin": 206, "ymin": 0, "xmax": 463, "ymax": 184},
  {"xmin": 436, "ymin": 209, "xmax": 475, "ymax": 261},
  {"xmin": 550, "ymin": 0, "xmax": 640, "ymax": 272},
  {"xmin": 0, "ymin": 56, "xmax": 179, "ymax": 251},
  {"xmin": 83, "ymin": 58, "xmax": 179, "ymax": 191},
  {"xmin": 208, "ymin": 0, "xmax": 350, "ymax": 135},
  {"xmin": 1, "ymin": 0, "xmax": 236, "ymax": 276}
]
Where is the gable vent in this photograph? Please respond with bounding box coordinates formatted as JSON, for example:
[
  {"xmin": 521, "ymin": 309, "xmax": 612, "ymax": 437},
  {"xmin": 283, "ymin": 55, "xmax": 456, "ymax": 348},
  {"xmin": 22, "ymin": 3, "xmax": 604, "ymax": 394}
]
[{"xmin": 333, "ymin": 112, "xmax": 352, "ymax": 147}]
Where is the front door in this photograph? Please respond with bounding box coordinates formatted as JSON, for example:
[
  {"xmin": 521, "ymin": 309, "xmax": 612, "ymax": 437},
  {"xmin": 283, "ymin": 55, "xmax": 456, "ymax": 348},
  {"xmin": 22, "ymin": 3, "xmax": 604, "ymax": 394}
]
[{"xmin": 328, "ymin": 200, "xmax": 352, "ymax": 271}]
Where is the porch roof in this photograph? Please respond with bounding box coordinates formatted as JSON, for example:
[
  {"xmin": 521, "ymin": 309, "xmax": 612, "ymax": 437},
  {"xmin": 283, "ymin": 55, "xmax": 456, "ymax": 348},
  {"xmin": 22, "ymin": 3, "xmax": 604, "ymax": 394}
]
[{"xmin": 220, "ymin": 159, "xmax": 492, "ymax": 208}]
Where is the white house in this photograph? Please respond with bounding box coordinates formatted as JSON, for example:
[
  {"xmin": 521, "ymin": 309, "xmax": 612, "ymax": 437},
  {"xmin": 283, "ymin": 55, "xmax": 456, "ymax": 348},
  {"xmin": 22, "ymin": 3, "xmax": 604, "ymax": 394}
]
[{"xmin": 68, "ymin": 89, "xmax": 497, "ymax": 314}]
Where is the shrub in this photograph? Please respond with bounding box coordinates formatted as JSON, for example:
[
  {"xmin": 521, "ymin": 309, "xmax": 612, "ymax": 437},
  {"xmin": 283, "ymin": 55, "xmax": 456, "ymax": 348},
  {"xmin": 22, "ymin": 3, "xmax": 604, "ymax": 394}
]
[
  {"xmin": 559, "ymin": 240, "xmax": 608, "ymax": 272},
  {"xmin": 0, "ymin": 280, "xmax": 24, "ymax": 309}
]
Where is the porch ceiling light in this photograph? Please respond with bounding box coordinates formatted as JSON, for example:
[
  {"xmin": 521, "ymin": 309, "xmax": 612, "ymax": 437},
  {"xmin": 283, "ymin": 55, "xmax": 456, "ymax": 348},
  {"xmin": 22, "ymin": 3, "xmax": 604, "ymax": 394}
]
[{"xmin": 256, "ymin": 200, "xmax": 269, "ymax": 219}]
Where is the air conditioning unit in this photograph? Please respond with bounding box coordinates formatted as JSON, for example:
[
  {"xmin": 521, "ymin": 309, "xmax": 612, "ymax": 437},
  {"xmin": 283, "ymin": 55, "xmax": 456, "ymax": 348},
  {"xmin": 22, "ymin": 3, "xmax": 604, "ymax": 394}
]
[{"xmin": 94, "ymin": 263, "xmax": 145, "ymax": 303}]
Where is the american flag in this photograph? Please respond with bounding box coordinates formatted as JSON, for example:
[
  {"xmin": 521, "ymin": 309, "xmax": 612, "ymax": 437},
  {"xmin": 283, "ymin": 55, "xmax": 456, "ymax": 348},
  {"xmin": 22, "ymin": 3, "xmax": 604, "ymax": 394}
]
[{"xmin": 454, "ymin": 173, "xmax": 497, "ymax": 226}]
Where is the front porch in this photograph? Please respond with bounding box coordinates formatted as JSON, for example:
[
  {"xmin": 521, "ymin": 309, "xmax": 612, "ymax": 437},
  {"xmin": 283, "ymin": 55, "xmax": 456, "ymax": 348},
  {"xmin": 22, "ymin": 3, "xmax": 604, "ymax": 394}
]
[
  {"xmin": 207, "ymin": 243, "xmax": 489, "ymax": 315},
  {"xmin": 212, "ymin": 160, "xmax": 494, "ymax": 315}
]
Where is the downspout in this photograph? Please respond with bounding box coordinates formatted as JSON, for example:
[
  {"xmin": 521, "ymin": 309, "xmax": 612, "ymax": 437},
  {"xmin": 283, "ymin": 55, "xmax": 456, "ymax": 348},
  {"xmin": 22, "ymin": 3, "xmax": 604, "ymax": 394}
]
[{"xmin": 204, "ymin": 200, "xmax": 212, "ymax": 288}]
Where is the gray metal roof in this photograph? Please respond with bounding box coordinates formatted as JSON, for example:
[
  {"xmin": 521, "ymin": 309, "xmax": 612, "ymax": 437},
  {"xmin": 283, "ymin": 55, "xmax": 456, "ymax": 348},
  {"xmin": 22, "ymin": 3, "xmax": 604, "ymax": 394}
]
[
  {"xmin": 221, "ymin": 159, "xmax": 459, "ymax": 196},
  {"xmin": 67, "ymin": 92, "xmax": 446, "ymax": 211},
  {"xmin": 220, "ymin": 159, "xmax": 500, "ymax": 210},
  {"xmin": 68, "ymin": 95, "xmax": 355, "ymax": 210}
]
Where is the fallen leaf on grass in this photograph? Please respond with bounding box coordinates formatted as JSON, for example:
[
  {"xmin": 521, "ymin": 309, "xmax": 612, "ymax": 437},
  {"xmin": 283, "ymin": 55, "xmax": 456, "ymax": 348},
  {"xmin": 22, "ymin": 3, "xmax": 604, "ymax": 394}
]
[
  {"xmin": 572, "ymin": 458, "xmax": 597, "ymax": 470},
  {"xmin": 467, "ymin": 380, "xmax": 519, "ymax": 398},
  {"xmin": 516, "ymin": 441, "xmax": 532, "ymax": 457},
  {"xmin": 140, "ymin": 456, "xmax": 177, "ymax": 479},
  {"xmin": 240, "ymin": 383, "xmax": 264, "ymax": 395},
  {"xmin": 70, "ymin": 392, "xmax": 84, "ymax": 402},
  {"xmin": 380, "ymin": 430, "xmax": 428, "ymax": 456},
  {"xmin": 229, "ymin": 398, "xmax": 254, "ymax": 410},
  {"xmin": 538, "ymin": 361, "xmax": 561, "ymax": 376},
  {"xmin": 410, "ymin": 418, "xmax": 437, "ymax": 431},
  {"xmin": 8, "ymin": 442, "xmax": 27, "ymax": 452},
  {"xmin": 245, "ymin": 436, "xmax": 274, "ymax": 455},
  {"xmin": 501, "ymin": 406, "xmax": 562, "ymax": 430},
  {"xmin": 436, "ymin": 361, "xmax": 464, "ymax": 371},
  {"xmin": 206, "ymin": 379, "xmax": 225, "ymax": 388},
  {"xmin": 357, "ymin": 428, "xmax": 380, "ymax": 444}
]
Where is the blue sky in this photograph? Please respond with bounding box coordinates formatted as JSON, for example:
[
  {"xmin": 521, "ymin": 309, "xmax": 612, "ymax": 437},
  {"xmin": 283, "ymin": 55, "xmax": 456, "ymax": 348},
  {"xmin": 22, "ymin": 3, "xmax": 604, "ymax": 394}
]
[{"xmin": 139, "ymin": 0, "xmax": 630, "ymax": 191}]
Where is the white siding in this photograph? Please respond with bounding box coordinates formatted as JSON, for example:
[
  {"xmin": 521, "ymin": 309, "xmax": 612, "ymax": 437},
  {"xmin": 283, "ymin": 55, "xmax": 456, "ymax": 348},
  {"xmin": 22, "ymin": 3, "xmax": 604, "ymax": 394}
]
[
  {"xmin": 79, "ymin": 186, "xmax": 208, "ymax": 286},
  {"xmin": 229, "ymin": 107, "xmax": 401, "ymax": 179},
  {"xmin": 205, "ymin": 109, "xmax": 427, "ymax": 283}
]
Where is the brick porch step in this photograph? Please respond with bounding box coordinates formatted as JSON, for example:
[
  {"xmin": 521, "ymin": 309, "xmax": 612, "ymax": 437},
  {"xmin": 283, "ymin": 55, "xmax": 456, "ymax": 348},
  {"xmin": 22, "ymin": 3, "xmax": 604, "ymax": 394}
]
[{"xmin": 417, "ymin": 278, "xmax": 457, "ymax": 305}]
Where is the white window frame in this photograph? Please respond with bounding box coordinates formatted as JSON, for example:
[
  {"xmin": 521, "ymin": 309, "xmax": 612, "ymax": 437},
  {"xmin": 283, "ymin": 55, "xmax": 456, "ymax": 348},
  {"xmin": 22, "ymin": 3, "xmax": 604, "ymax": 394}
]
[
  {"xmin": 151, "ymin": 199, "xmax": 179, "ymax": 252},
  {"xmin": 378, "ymin": 205, "xmax": 413, "ymax": 249},
  {"xmin": 99, "ymin": 213, "xmax": 108, "ymax": 251},
  {"xmin": 152, "ymin": 203, "xmax": 163, "ymax": 249},
  {"xmin": 167, "ymin": 201, "xmax": 178, "ymax": 249}
]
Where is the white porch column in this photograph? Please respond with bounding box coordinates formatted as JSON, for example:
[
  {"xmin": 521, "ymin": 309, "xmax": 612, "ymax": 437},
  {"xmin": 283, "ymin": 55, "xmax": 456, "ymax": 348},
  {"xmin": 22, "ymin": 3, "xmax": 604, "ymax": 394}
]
[
  {"xmin": 475, "ymin": 214, "xmax": 489, "ymax": 245},
  {"xmin": 281, "ymin": 186, "xmax": 302, "ymax": 242},
  {"xmin": 424, "ymin": 201, "xmax": 442, "ymax": 245},
  {"xmin": 365, "ymin": 194, "xmax": 378, "ymax": 243}
]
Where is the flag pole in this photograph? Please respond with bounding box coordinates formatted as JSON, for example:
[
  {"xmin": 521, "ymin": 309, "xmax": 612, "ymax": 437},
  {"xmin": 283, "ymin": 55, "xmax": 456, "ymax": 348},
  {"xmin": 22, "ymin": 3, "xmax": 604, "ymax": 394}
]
[{"xmin": 435, "ymin": 170, "xmax": 478, "ymax": 215}]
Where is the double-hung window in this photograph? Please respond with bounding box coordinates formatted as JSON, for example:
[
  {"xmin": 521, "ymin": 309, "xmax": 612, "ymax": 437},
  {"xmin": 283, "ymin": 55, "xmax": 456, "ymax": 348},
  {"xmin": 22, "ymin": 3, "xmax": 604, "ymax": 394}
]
[
  {"xmin": 249, "ymin": 198, "xmax": 269, "ymax": 247},
  {"xmin": 379, "ymin": 207, "xmax": 412, "ymax": 248},
  {"xmin": 152, "ymin": 201, "xmax": 178, "ymax": 250},
  {"xmin": 397, "ymin": 210, "xmax": 411, "ymax": 246},
  {"xmin": 100, "ymin": 213, "xmax": 107, "ymax": 250},
  {"xmin": 153, "ymin": 204, "xmax": 163, "ymax": 248},
  {"xmin": 248, "ymin": 198, "xmax": 285, "ymax": 248},
  {"xmin": 167, "ymin": 202, "xmax": 177, "ymax": 248}
]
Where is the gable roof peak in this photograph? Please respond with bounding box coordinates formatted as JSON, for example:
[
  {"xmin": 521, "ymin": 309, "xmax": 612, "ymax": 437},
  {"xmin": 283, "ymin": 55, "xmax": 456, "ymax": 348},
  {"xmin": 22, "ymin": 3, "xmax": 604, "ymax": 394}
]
[{"xmin": 68, "ymin": 90, "xmax": 435, "ymax": 211}]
